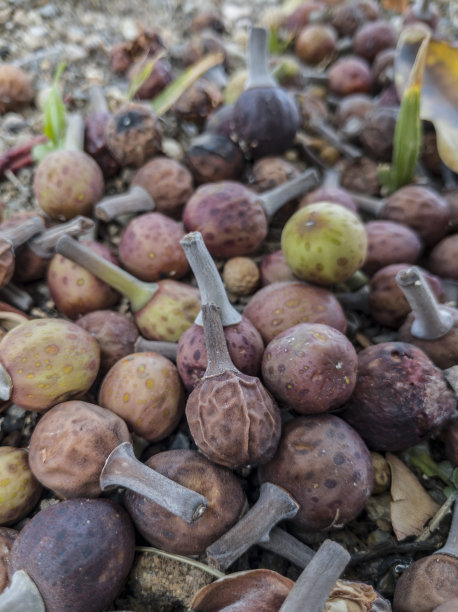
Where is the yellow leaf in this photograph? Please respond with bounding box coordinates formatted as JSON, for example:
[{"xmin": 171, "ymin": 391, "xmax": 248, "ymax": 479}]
[
  {"xmin": 394, "ymin": 24, "xmax": 458, "ymax": 172},
  {"xmin": 387, "ymin": 453, "xmax": 439, "ymax": 541}
]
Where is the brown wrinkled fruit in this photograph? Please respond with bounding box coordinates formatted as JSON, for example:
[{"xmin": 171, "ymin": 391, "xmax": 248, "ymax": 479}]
[
  {"xmin": 124, "ymin": 449, "xmax": 246, "ymax": 556},
  {"xmin": 28, "ymin": 400, "xmax": 131, "ymax": 498},
  {"xmin": 0, "ymin": 65, "xmax": 33, "ymax": 113}
]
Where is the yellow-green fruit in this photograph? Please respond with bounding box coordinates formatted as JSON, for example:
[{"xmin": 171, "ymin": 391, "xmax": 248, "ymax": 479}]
[
  {"xmin": 0, "ymin": 318, "xmax": 100, "ymax": 412},
  {"xmin": 0, "ymin": 447, "xmax": 42, "ymax": 525},
  {"xmin": 281, "ymin": 202, "xmax": 367, "ymax": 285}
]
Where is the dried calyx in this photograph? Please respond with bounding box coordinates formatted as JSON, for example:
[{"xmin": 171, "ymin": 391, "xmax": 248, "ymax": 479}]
[{"xmin": 185, "ymin": 303, "xmax": 281, "ymax": 469}]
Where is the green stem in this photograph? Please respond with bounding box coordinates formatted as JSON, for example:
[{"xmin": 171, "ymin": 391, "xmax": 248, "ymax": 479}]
[{"xmin": 55, "ymin": 235, "xmax": 157, "ymax": 311}]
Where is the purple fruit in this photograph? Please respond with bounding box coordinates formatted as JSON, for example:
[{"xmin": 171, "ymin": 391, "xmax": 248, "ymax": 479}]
[
  {"xmin": 244, "ymin": 281, "xmax": 347, "ymax": 344},
  {"xmin": 261, "ymin": 323, "xmax": 358, "ymax": 414},
  {"xmin": 363, "ymin": 220, "xmax": 422, "ymax": 276},
  {"xmin": 118, "ymin": 212, "xmax": 189, "ymax": 282},
  {"xmin": 258, "ymin": 415, "xmax": 373, "ymax": 531},
  {"xmin": 177, "ymin": 317, "xmax": 264, "ymax": 391},
  {"xmin": 340, "ymin": 342, "xmax": 457, "ymax": 451}
]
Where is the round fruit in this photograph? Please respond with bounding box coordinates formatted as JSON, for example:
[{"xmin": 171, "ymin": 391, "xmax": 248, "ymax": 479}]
[{"xmin": 281, "ymin": 202, "xmax": 367, "ymax": 285}]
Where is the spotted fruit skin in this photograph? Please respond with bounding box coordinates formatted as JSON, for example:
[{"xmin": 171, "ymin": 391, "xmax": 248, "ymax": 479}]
[
  {"xmin": 134, "ymin": 279, "xmax": 200, "ymax": 342},
  {"xmin": 281, "ymin": 202, "xmax": 367, "ymax": 285},
  {"xmin": 0, "ymin": 447, "xmax": 42, "ymax": 526},
  {"xmin": 182, "ymin": 181, "xmax": 268, "ymax": 258},
  {"xmin": 0, "ymin": 318, "xmax": 100, "ymax": 412},
  {"xmin": 47, "ymin": 240, "xmax": 120, "ymax": 319},
  {"xmin": 244, "ymin": 281, "xmax": 347, "ymax": 344},
  {"xmin": 258, "ymin": 415, "xmax": 373, "ymax": 531},
  {"xmin": 99, "ymin": 352, "xmax": 184, "ymax": 442},
  {"xmin": 118, "ymin": 212, "xmax": 189, "ymax": 282},
  {"xmin": 340, "ymin": 342, "xmax": 457, "ymax": 451},
  {"xmin": 177, "ymin": 318, "xmax": 264, "ymax": 391},
  {"xmin": 33, "ymin": 150, "xmax": 104, "ymax": 221},
  {"xmin": 262, "ymin": 323, "xmax": 358, "ymax": 414},
  {"xmin": 28, "ymin": 401, "xmax": 131, "ymax": 498},
  {"xmin": 186, "ymin": 371, "xmax": 281, "ymax": 469}
]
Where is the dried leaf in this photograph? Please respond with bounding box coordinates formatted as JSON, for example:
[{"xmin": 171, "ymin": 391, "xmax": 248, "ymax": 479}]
[
  {"xmin": 151, "ymin": 52, "xmax": 224, "ymax": 116},
  {"xmin": 381, "ymin": 0, "xmax": 409, "ymax": 12},
  {"xmin": 387, "ymin": 453, "xmax": 439, "ymax": 541},
  {"xmin": 395, "ymin": 24, "xmax": 458, "ymax": 172}
]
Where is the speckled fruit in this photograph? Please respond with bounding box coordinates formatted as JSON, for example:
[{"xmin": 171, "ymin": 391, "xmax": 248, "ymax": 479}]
[
  {"xmin": 0, "ymin": 447, "xmax": 41, "ymax": 525},
  {"xmin": 118, "ymin": 212, "xmax": 189, "ymax": 282},
  {"xmin": 33, "ymin": 150, "xmax": 104, "ymax": 221},
  {"xmin": 0, "ymin": 318, "xmax": 100, "ymax": 412},
  {"xmin": 177, "ymin": 318, "xmax": 264, "ymax": 391},
  {"xmin": 244, "ymin": 281, "xmax": 347, "ymax": 344},
  {"xmin": 182, "ymin": 181, "xmax": 268, "ymax": 259},
  {"xmin": 76, "ymin": 310, "xmax": 139, "ymax": 375},
  {"xmin": 99, "ymin": 352, "xmax": 184, "ymax": 441},
  {"xmin": 261, "ymin": 323, "xmax": 358, "ymax": 414},
  {"xmin": 258, "ymin": 415, "xmax": 373, "ymax": 531},
  {"xmin": 131, "ymin": 156, "xmax": 194, "ymax": 218},
  {"xmin": 363, "ymin": 220, "xmax": 422, "ymax": 276},
  {"xmin": 369, "ymin": 264, "xmax": 444, "ymax": 329},
  {"xmin": 9, "ymin": 498, "xmax": 135, "ymax": 612},
  {"xmin": 260, "ymin": 250, "xmax": 297, "ymax": 286},
  {"xmin": 124, "ymin": 449, "xmax": 245, "ymax": 556},
  {"xmin": 28, "ymin": 400, "xmax": 131, "ymax": 498},
  {"xmin": 340, "ymin": 342, "xmax": 457, "ymax": 451},
  {"xmin": 328, "ymin": 56, "xmax": 372, "ymax": 96},
  {"xmin": 47, "ymin": 240, "xmax": 120, "ymax": 319},
  {"xmin": 135, "ymin": 279, "xmax": 200, "ymax": 342},
  {"xmin": 281, "ymin": 202, "xmax": 367, "ymax": 285}
]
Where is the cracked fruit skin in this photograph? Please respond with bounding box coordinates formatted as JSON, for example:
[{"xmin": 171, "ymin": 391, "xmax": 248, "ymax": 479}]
[
  {"xmin": 281, "ymin": 202, "xmax": 367, "ymax": 285},
  {"xmin": 0, "ymin": 318, "xmax": 100, "ymax": 412}
]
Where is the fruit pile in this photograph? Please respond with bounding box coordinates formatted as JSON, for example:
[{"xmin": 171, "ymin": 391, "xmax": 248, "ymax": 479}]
[{"xmin": 0, "ymin": 0, "xmax": 457, "ymax": 610}]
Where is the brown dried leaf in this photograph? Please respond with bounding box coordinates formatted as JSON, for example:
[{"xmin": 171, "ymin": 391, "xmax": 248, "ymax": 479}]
[
  {"xmin": 387, "ymin": 452, "xmax": 439, "ymax": 541},
  {"xmin": 381, "ymin": 0, "xmax": 409, "ymax": 12}
]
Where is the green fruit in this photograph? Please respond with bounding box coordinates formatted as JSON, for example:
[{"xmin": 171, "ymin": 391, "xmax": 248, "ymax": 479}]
[{"xmin": 281, "ymin": 202, "xmax": 367, "ymax": 285}]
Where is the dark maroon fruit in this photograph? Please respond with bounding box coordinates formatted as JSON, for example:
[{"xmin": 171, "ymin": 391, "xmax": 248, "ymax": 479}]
[
  {"xmin": 330, "ymin": 2, "xmax": 365, "ymax": 36},
  {"xmin": 371, "ymin": 48, "xmax": 396, "ymax": 92},
  {"xmin": 298, "ymin": 187, "xmax": 357, "ymax": 212},
  {"xmin": 177, "ymin": 316, "xmax": 264, "ymax": 391},
  {"xmin": 127, "ymin": 56, "xmax": 173, "ymax": 100},
  {"xmin": 353, "ymin": 20, "xmax": 397, "ymax": 62},
  {"xmin": 381, "ymin": 185, "xmax": 451, "ymax": 248},
  {"xmin": 427, "ymin": 234, "xmax": 458, "ymax": 281},
  {"xmin": 244, "ymin": 281, "xmax": 347, "ymax": 344},
  {"xmin": 105, "ymin": 102, "xmax": 162, "ymax": 167},
  {"xmin": 8, "ymin": 498, "xmax": 135, "ymax": 612},
  {"xmin": 261, "ymin": 323, "xmax": 358, "ymax": 414},
  {"xmin": 340, "ymin": 342, "xmax": 457, "ymax": 451},
  {"xmin": 124, "ymin": 449, "xmax": 245, "ymax": 556},
  {"xmin": 173, "ymin": 79, "xmax": 223, "ymax": 126},
  {"xmin": 294, "ymin": 24, "xmax": 337, "ymax": 65},
  {"xmin": 231, "ymin": 27, "xmax": 300, "ymax": 159},
  {"xmin": 328, "ymin": 56, "xmax": 372, "ymax": 97},
  {"xmin": 284, "ymin": 1, "xmax": 326, "ymax": 34},
  {"xmin": 118, "ymin": 212, "xmax": 189, "ymax": 282},
  {"xmin": 444, "ymin": 418, "xmax": 458, "ymax": 467},
  {"xmin": 185, "ymin": 133, "xmax": 245, "ymax": 184},
  {"xmin": 335, "ymin": 94, "xmax": 375, "ymax": 131},
  {"xmin": 369, "ymin": 263, "xmax": 444, "ymax": 329},
  {"xmin": 76, "ymin": 310, "xmax": 139, "ymax": 375},
  {"xmin": 363, "ymin": 220, "xmax": 422, "ymax": 276},
  {"xmin": 258, "ymin": 415, "xmax": 374, "ymax": 531},
  {"xmin": 84, "ymin": 111, "xmax": 121, "ymax": 179},
  {"xmin": 360, "ymin": 106, "xmax": 398, "ymax": 162},
  {"xmin": 205, "ymin": 104, "xmax": 235, "ymax": 139}
]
